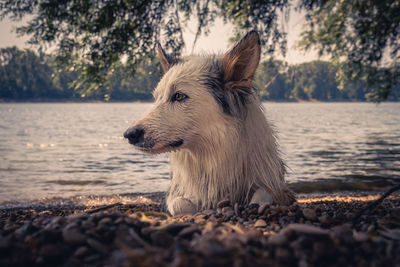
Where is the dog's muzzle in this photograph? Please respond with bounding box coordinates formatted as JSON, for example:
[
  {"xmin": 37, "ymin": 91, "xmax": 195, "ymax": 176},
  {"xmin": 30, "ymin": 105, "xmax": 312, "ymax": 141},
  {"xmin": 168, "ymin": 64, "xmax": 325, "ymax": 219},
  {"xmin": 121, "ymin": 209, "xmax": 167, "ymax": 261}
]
[{"xmin": 124, "ymin": 125, "xmax": 145, "ymax": 146}]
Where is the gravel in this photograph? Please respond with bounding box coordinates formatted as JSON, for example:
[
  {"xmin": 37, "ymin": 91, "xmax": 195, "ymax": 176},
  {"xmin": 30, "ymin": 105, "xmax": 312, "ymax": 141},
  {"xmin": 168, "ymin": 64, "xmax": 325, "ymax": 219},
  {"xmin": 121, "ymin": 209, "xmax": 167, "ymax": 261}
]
[{"xmin": 0, "ymin": 192, "xmax": 399, "ymax": 266}]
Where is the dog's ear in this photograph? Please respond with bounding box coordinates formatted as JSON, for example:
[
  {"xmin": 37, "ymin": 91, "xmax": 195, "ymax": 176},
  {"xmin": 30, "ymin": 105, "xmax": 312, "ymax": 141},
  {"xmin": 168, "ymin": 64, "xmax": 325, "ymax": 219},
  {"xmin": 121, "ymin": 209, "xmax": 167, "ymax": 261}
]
[
  {"xmin": 221, "ymin": 31, "xmax": 261, "ymax": 89},
  {"xmin": 156, "ymin": 43, "xmax": 174, "ymax": 73}
]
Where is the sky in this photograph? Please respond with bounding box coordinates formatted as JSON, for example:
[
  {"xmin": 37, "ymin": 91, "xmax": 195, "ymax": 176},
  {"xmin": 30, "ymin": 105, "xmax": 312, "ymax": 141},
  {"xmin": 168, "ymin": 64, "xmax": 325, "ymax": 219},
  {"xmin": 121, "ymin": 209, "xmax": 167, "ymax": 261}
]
[{"xmin": 0, "ymin": 8, "xmax": 318, "ymax": 65}]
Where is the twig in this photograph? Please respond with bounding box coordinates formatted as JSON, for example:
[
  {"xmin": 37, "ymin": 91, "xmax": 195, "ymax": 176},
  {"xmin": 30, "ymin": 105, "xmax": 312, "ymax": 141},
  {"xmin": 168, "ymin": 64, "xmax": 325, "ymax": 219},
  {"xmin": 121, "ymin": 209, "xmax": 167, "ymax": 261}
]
[
  {"xmin": 85, "ymin": 203, "xmax": 122, "ymax": 214},
  {"xmin": 353, "ymin": 184, "xmax": 400, "ymax": 223}
]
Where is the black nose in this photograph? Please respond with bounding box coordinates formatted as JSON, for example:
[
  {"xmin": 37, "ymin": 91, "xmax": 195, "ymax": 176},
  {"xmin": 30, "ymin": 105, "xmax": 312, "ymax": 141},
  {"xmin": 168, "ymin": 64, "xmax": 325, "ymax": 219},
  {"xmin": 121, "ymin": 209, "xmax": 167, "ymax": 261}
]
[{"xmin": 124, "ymin": 126, "xmax": 145, "ymax": 145}]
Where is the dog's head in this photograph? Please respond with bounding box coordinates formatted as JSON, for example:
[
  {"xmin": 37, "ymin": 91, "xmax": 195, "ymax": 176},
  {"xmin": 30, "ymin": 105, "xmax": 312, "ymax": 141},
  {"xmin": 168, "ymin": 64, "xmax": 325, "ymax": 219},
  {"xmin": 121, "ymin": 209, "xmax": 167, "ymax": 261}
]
[{"xmin": 124, "ymin": 31, "xmax": 261, "ymax": 154}]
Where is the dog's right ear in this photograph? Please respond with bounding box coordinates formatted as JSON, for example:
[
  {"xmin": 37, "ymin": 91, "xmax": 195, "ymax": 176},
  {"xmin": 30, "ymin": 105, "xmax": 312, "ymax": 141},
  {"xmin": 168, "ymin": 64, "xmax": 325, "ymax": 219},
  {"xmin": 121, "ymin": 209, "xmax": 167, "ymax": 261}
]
[
  {"xmin": 156, "ymin": 43, "xmax": 173, "ymax": 73},
  {"xmin": 221, "ymin": 31, "xmax": 261, "ymax": 91}
]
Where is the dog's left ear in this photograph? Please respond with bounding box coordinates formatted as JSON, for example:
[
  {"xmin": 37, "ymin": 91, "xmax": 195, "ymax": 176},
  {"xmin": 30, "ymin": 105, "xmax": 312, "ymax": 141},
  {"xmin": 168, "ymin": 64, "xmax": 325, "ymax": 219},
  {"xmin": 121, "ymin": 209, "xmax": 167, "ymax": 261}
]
[
  {"xmin": 221, "ymin": 31, "xmax": 261, "ymax": 90},
  {"xmin": 156, "ymin": 43, "xmax": 174, "ymax": 73}
]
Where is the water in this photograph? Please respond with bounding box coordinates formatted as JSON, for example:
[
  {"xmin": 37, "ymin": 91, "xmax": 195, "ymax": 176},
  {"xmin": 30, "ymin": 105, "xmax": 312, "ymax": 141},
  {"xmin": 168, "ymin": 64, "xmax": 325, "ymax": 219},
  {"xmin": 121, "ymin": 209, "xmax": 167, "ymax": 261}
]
[{"xmin": 0, "ymin": 102, "xmax": 399, "ymax": 203}]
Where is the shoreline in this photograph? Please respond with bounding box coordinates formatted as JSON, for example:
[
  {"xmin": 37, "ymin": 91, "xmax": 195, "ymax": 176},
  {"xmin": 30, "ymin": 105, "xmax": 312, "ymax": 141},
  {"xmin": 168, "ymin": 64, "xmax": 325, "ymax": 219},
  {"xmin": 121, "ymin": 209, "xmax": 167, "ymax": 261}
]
[{"xmin": 1, "ymin": 191, "xmax": 399, "ymax": 266}]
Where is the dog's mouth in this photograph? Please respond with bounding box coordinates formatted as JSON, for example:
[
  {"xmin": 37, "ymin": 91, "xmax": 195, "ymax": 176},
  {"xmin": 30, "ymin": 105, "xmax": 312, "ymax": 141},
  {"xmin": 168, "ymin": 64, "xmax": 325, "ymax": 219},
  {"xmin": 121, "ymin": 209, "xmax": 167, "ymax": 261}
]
[
  {"xmin": 135, "ymin": 139, "xmax": 184, "ymax": 154},
  {"xmin": 168, "ymin": 139, "xmax": 184, "ymax": 148}
]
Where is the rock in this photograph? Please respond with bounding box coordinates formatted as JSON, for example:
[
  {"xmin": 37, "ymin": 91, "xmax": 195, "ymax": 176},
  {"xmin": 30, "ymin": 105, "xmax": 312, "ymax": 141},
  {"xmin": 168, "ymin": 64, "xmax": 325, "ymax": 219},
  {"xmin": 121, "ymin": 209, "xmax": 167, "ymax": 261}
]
[
  {"xmin": 74, "ymin": 246, "xmax": 89, "ymax": 258},
  {"xmin": 87, "ymin": 238, "xmax": 109, "ymax": 254},
  {"xmin": 163, "ymin": 223, "xmax": 191, "ymax": 235},
  {"xmin": 318, "ymin": 214, "xmax": 331, "ymax": 224},
  {"xmin": 39, "ymin": 244, "xmax": 62, "ymax": 259},
  {"xmin": 222, "ymin": 207, "xmax": 233, "ymax": 214},
  {"xmin": 353, "ymin": 231, "xmax": 369, "ymax": 242},
  {"xmin": 275, "ymin": 247, "xmax": 291, "ymax": 261},
  {"xmin": 224, "ymin": 210, "xmax": 235, "ymax": 219},
  {"xmin": 202, "ymin": 209, "xmax": 214, "ymax": 216},
  {"xmin": 150, "ymin": 231, "xmax": 174, "ymax": 248},
  {"xmin": 98, "ymin": 217, "xmax": 112, "ymax": 225},
  {"xmin": 194, "ymin": 214, "xmax": 207, "ymax": 224},
  {"xmin": 282, "ymin": 224, "xmax": 330, "ymax": 236},
  {"xmin": 254, "ymin": 219, "xmax": 267, "ymax": 228},
  {"xmin": 258, "ymin": 203, "xmax": 269, "ymax": 215},
  {"xmin": 62, "ymin": 228, "xmax": 86, "ymax": 245},
  {"xmin": 15, "ymin": 222, "xmax": 36, "ymax": 239},
  {"xmin": 0, "ymin": 235, "xmax": 10, "ymax": 251},
  {"xmin": 268, "ymin": 233, "xmax": 287, "ymax": 245},
  {"xmin": 302, "ymin": 208, "xmax": 317, "ymax": 221},
  {"xmin": 234, "ymin": 203, "xmax": 240, "ymax": 217},
  {"xmin": 217, "ymin": 199, "xmax": 230, "ymax": 208},
  {"xmin": 178, "ymin": 225, "xmax": 201, "ymax": 238},
  {"xmin": 81, "ymin": 220, "xmax": 95, "ymax": 229}
]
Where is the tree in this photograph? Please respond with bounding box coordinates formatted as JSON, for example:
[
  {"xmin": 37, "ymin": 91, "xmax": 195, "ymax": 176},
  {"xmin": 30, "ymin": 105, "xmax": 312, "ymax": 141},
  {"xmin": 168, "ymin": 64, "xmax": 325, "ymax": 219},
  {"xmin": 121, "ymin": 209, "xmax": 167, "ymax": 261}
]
[
  {"xmin": 0, "ymin": 0, "xmax": 287, "ymax": 92},
  {"xmin": 298, "ymin": 0, "xmax": 400, "ymax": 101},
  {"xmin": 1, "ymin": 0, "xmax": 399, "ymax": 101},
  {"xmin": 0, "ymin": 46, "xmax": 63, "ymax": 99}
]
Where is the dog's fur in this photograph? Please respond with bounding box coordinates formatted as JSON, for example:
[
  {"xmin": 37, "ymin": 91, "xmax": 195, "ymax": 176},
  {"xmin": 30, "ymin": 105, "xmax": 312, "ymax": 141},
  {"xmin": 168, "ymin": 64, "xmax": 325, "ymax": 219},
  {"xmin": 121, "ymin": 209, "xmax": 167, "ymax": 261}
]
[{"xmin": 124, "ymin": 31, "xmax": 295, "ymax": 215}]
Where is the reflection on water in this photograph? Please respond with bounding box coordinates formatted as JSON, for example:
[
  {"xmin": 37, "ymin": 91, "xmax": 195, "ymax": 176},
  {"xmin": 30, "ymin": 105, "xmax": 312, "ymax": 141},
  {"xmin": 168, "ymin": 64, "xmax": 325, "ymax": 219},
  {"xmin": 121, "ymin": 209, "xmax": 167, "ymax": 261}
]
[{"xmin": 0, "ymin": 102, "xmax": 399, "ymax": 203}]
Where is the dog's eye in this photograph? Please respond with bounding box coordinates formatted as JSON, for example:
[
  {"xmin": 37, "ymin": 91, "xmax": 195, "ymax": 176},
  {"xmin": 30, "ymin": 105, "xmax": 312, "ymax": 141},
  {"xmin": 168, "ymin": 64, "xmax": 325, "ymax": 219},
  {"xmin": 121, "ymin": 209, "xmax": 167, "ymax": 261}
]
[{"xmin": 173, "ymin": 92, "xmax": 187, "ymax": 102}]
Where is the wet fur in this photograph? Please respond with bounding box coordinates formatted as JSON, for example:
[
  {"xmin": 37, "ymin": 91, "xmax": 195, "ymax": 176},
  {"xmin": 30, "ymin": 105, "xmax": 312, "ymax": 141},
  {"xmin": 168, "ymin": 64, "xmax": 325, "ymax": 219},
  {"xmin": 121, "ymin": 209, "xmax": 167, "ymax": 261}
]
[{"xmin": 125, "ymin": 31, "xmax": 295, "ymax": 215}]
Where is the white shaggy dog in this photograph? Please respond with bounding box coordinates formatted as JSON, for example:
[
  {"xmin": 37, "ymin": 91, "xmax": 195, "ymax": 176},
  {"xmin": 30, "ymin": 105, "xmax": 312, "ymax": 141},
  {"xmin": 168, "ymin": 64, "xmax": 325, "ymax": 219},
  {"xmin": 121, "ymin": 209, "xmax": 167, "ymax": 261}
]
[{"xmin": 124, "ymin": 31, "xmax": 295, "ymax": 215}]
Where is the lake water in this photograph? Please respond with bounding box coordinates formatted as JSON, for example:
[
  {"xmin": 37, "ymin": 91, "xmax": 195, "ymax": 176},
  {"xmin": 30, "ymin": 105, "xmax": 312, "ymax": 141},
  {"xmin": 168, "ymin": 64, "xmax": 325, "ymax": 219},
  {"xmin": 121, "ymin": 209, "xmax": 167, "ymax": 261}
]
[{"xmin": 0, "ymin": 102, "xmax": 399, "ymax": 204}]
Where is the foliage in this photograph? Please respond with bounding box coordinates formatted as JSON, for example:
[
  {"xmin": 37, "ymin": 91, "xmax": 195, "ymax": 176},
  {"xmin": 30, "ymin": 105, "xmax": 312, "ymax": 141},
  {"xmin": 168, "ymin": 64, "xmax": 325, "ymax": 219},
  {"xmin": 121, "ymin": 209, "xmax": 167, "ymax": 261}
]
[
  {"xmin": 1, "ymin": 0, "xmax": 399, "ymax": 101},
  {"xmin": 0, "ymin": 47, "xmax": 69, "ymax": 99},
  {"xmin": 1, "ymin": 47, "xmax": 398, "ymax": 102},
  {"xmin": 298, "ymin": 0, "xmax": 400, "ymax": 102},
  {"xmin": 0, "ymin": 0, "xmax": 288, "ymax": 92}
]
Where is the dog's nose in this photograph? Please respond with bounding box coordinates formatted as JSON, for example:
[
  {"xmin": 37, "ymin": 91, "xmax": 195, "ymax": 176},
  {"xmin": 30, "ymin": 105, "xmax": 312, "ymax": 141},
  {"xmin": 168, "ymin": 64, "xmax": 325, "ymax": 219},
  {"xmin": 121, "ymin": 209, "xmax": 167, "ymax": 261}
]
[{"xmin": 124, "ymin": 126, "xmax": 145, "ymax": 145}]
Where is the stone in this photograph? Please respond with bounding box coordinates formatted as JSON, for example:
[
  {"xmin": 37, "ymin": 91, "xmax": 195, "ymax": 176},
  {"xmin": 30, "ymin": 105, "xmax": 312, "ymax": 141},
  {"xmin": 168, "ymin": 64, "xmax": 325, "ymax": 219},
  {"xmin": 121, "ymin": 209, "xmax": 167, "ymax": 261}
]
[
  {"xmin": 268, "ymin": 233, "xmax": 287, "ymax": 245},
  {"xmin": 217, "ymin": 199, "xmax": 230, "ymax": 209},
  {"xmin": 150, "ymin": 231, "xmax": 174, "ymax": 248},
  {"xmin": 74, "ymin": 246, "xmax": 89, "ymax": 258},
  {"xmin": 87, "ymin": 238, "xmax": 109, "ymax": 254},
  {"xmin": 234, "ymin": 203, "xmax": 240, "ymax": 217},
  {"xmin": 98, "ymin": 217, "xmax": 112, "ymax": 225},
  {"xmin": 163, "ymin": 223, "xmax": 191, "ymax": 235},
  {"xmin": 258, "ymin": 203, "xmax": 270, "ymax": 215},
  {"xmin": 39, "ymin": 244, "xmax": 62, "ymax": 259},
  {"xmin": 62, "ymin": 228, "xmax": 86, "ymax": 245},
  {"xmin": 353, "ymin": 231, "xmax": 369, "ymax": 242},
  {"xmin": 302, "ymin": 208, "xmax": 317, "ymax": 221},
  {"xmin": 318, "ymin": 214, "xmax": 331, "ymax": 224},
  {"xmin": 254, "ymin": 219, "xmax": 267, "ymax": 228},
  {"xmin": 282, "ymin": 224, "xmax": 330, "ymax": 236}
]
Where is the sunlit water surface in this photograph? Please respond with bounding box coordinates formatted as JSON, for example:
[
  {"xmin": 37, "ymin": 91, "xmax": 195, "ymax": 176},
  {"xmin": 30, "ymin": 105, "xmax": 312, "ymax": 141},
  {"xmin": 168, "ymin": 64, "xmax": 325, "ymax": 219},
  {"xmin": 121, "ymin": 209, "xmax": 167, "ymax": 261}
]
[{"xmin": 0, "ymin": 102, "xmax": 399, "ymax": 203}]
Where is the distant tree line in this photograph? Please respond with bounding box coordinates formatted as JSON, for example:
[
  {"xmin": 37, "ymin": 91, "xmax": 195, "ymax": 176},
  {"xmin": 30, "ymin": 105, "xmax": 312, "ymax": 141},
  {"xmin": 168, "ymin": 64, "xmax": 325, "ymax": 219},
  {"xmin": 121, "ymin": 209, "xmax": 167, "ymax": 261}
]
[
  {"xmin": 0, "ymin": 47, "xmax": 399, "ymax": 102},
  {"xmin": 1, "ymin": 0, "xmax": 399, "ymax": 101}
]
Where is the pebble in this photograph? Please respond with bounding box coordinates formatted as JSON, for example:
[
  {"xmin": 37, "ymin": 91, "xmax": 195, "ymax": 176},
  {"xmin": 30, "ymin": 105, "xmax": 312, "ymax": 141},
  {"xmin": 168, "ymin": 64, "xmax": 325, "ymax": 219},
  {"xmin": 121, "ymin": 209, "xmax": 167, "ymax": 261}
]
[
  {"xmin": 163, "ymin": 223, "xmax": 191, "ymax": 235},
  {"xmin": 258, "ymin": 203, "xmax": 269, "ymax": 215},
  {"xmin": 202, "ymin": 209, "xmax": 214, "ymax": 216},
  {"xmin": 318, "ymin": 214, "xmax": 331, "ymax": 224},
  {"xmin": 87, "ymin": 238, "xmax": 109, "ymax": 254},
  {"xmin": 282, "ymin": 223, "xmax": 330, "ymax": 236},
  {"xmin": 39, "ymin": 244, "xmax": 62, "ymax": 259},
  {"xmin": 302, "ymin": 208, "xmax": 317, "ymax": 221},
  {"xmin": 62, "ymin": 228, "xmax": 86, "ymax": 245},
  {"xmin": 234, "ymin": 203, "xmax": 240, "ymax": 217},
  {"xmin": 1, "ymin": 193, "xmax": 399, "ymax": 266},
  {"xmin": 217, "ymin": 199, "xmax": 230, "ymax": 208},
  {"xmin": 150, "ymin": 231, "xmax": 174, "ymax": 248},
  {"xmin": 353, "ymin": 231, "xmax": 369, "ymax": 242},
  {"xmin": 178, "ymin": 225, "xmax": 201, "ymax": 238},
  {"xmin": 74, "ymin": 246, "xmax": 89, "ymax": 258},
  {"xmin": 254, "ymin": 219, "xmax": 267, "ymax": 228},
  {"xmin": 268, "ymin": 233, "xmax": 287, "ymax": 245}
]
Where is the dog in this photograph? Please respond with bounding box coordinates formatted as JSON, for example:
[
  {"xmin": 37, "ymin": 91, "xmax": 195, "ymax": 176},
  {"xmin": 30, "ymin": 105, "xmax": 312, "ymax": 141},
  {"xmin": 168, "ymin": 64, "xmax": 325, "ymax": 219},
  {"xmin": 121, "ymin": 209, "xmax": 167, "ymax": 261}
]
[{"xmin": 124, "ymin": 31, "xmax": 295, "ymax": 215}]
